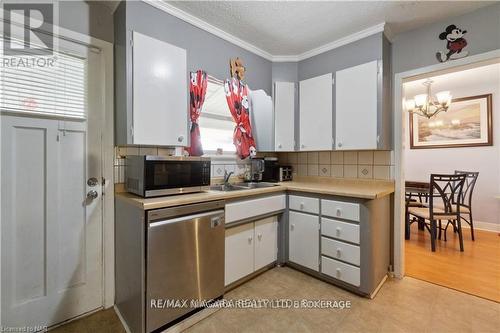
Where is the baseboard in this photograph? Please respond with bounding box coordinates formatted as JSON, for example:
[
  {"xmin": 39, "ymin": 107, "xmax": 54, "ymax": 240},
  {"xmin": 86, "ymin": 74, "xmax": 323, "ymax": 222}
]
[
  {"xmin": 114, "ymin": 305, "xmax": 132, "ymax": 333},
  {"xmin": 461, "ymin": 220, "xmax": 500, "ymax": 232}
]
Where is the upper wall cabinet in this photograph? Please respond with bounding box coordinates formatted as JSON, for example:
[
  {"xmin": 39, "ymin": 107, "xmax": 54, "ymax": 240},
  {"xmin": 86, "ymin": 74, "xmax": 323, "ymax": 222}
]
[
  {"xmin": 131, "ymin": 31, "xmax": 188, "ymax": 146},
  {"xmin": 274, "ymin": 82, "xmax": 295, "ymax": 151},
  {"xmin": 335, "ymin": 60, "xmax": 379, "ymax": 150},
  {"xmin": 250, "ymin": 89, "xmax": 274, "ymax": 152},
  {"xmin": 299, "ymin": 73, "xmax": 333, "ymax": 151}
]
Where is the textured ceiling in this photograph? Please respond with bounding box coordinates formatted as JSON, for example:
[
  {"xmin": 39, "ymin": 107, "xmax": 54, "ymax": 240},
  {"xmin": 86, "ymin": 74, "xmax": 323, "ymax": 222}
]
[{"xmin": 167, "ymin": 1, "xmax": 493, "ymax": 56}]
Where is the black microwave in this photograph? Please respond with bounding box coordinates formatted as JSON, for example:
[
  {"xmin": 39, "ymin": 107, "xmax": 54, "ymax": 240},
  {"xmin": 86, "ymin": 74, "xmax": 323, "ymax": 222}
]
[{"xmin": 125, "ymin": 155, "xmax": 211, "ymax": 197}]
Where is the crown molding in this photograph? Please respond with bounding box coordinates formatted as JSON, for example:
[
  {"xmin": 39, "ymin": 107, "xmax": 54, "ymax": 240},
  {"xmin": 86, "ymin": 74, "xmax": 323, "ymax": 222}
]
[
  {"xmin": 143, "ymin": 0, "xmax": 274, "ymax": 61},
  {"xmin": 143, "ymin": 1, "xmax": 388, "ymax": 63},
  {"xmin": 293, "ymin": 22, "xmax": 386, "ymax": 62}
]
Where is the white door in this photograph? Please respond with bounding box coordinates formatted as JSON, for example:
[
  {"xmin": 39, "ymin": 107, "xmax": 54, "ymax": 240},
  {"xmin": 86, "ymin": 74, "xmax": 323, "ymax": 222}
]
[
  {"xmin": 299, "ymin": 73, "xmax": 333, "ymax": 151},
  {"xmin": 289, "ymin": 211, "xmax": 319, "ymax": 271},
  {"xmin": 1, "ymin": 41, "xmax": 104, "ymax": 328},
  {"xmin": 225, "ymin": 223, "xmax": 254, "ymax": 286},
  {"xmin": 254, "ymin": 216, "xmax": 278, "ymax": 271},
  {"xmin": 132, "ymin": 31, "xmax": 188, "ymax": 146},
  {"xmin": 274, "ymin": 82, "xmax": 295, "ymax": 151},
  {"xmin": 335, "ymin": 60, "xmax": 378, "ymax": 150}
]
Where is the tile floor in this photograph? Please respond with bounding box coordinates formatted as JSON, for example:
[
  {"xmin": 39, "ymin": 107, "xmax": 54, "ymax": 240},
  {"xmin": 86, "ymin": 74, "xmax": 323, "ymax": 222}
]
[{"xmin": 52, "ymin": 267, "xmax": 500, "ymax": 333}]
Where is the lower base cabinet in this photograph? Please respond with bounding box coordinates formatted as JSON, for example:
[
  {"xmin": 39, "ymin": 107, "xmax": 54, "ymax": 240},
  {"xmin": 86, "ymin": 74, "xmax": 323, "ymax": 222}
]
[
  {"xmin": 288, "ymin": 211, "xmax": 319, "ymax": 271},
  {"xmin": 225, "ymin": 216, "xmax": 278, "ymax": 286}
]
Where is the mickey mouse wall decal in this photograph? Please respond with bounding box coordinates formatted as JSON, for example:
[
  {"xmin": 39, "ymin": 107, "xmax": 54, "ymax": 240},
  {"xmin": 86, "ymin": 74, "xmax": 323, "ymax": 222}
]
[{"xmin": 436, "ymin": 24, "xmax": 469, "ymax": 63}]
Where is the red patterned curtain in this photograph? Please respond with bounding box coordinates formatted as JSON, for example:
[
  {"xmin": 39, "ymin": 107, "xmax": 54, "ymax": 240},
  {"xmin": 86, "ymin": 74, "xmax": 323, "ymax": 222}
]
[
  {"xmin": 186, "ymin": 70, "xmax": 207, "ymax": 156},
  {"xmin": 224, "ymin": 77, "xmax": 257, "ymax": 159}
]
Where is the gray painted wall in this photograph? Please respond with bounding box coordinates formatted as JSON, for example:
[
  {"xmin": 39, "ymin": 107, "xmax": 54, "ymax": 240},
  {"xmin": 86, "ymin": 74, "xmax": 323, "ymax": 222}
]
[
  {"xmin": 392, "ymin": 2, "xmax": 500, "ymax": 74},
  {"xmin": 298, "ymin": 33, "xmax": 384, "ymax": 81},
  {"xmin": 114, "ymin": 0, "xmax": 273, "ymax": 145},
  {"xmin": 272, "ymin": 62, "xmax": 299, "ymax": 83},
  {"xmin": 125, "ymin": 1, "xmax": 272, "ymax": 94},
  {"xmin": 59, "ymin": 0, "xmax": 114, "ymax": 43}
]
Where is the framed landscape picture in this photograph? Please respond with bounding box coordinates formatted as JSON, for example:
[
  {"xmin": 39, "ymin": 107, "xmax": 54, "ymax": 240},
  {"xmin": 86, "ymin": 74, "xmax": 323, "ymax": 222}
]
[{"xmin": 410, "ymin": 94, "xmax": 493, "ymax": 149}]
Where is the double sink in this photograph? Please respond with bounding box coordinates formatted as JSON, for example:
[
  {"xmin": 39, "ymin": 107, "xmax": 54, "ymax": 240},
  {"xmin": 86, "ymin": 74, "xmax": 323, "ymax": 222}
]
[{"xmin": 210, "ymin": 182, "xmax": 279, "ymax": 192}]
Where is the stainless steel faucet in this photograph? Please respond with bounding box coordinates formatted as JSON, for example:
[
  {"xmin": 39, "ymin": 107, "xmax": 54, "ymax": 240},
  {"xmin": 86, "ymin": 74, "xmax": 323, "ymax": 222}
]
[{"xmin": 223, "ymin": 170, "xmax": 234, "ymax": 187}]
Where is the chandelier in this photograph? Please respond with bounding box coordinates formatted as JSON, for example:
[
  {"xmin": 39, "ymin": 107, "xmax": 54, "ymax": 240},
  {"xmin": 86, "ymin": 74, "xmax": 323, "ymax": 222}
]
[{"xmin": 405, "ymin": 79, "xmax": 452, "ymax": 119}]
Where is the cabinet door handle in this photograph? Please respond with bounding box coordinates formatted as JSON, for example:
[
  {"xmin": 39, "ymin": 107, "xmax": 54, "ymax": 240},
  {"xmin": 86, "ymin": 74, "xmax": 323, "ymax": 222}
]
[
  {"xmin": 178, "ymin": 135, "xmax": 184, "ymax": 142},
  {"xmin": 291, "ymin": 224, "xmax": 295, "ymax": 231},
  {"xmin": 338, "ymin": 142, "xmax": 343, "ymax": 148},
  {"xmin": 336, "ymin": 208, "xmax": 342, "ymax": 217},
  {"xmin": 336, "ymin": 227, "xmax": 341, "ymax": 235},
  {"xmin": 336, "ymin": 248, "xmax": 342, "ymax": 257},
  {"xmin": 336, "ymin": 268, "xmax": 341, "ymax": 277},
  {"xmin": 257, "ymin": 233, "xmax": 262, "ymax": 241},
  {"xmin": 300, "ymin": 202, "xmax": 304, "ymax": 210},
  {"xmin": 278, "ymin": 144, "xmax": 282, "ymax": 149},
  {"xmin": 248, "ymin": 236, "xmax": 253, "ymax": 243},
  {"xmin": 301, "ymin": 144, "xmax": 305, "ymax": 149}
]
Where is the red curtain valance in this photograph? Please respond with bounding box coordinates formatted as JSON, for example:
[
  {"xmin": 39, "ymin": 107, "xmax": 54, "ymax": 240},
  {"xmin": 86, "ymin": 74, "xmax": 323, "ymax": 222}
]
[
  {"xmin": 186, "ymin": 70, "xmax": 207, "ymax": 156},
  {"xmin": 224, "ymin": 77, "xmax": 257, "ymax": 159}
]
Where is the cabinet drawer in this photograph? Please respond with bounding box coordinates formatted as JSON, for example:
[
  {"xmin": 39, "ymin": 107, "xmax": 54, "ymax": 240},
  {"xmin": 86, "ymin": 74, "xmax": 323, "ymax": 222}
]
[
  {"xmin": 321, "ymin": 218, "xmax": 359, "ymax": 244},
  {"xmin": 321, "ymin": 237, "xmax": 360, "ymax": 266},
  {"xmin": 321, "ymin": 256, "xmax": 360, "ymax": 287},
  {"xmin": 289, "ymin": 195, "xmax": 319, "ymax": 214},
  {"xmin": 225, "ymin": 194, "xmax": 286, "ymax": 224},
  {"xmin": 321, "ymin": 199, "xmax": 360, "ymax": 222}
]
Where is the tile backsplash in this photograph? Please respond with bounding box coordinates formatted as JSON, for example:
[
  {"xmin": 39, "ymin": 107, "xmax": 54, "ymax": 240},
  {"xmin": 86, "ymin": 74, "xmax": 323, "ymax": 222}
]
[
  {"xmin": 113, "ymin": 146, "xmax": 392, "ymax": 184},
  {"xmin": 277, "ymin": 151, "xmax": 394, "ymax": 180}
]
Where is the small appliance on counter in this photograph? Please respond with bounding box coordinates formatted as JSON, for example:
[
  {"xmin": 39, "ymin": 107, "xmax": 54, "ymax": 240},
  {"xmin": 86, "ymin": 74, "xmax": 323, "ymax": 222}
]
[
  {"xmin": 125, "ymin": 155, "xmax": 211, "ymax": 197},
  {"xmin": 244, "ymin": 157, "xmax": 265, "ymax": 182},
  {"xmin": 262, "ymin": 157, "xmax": 293, "ymax": 182}
]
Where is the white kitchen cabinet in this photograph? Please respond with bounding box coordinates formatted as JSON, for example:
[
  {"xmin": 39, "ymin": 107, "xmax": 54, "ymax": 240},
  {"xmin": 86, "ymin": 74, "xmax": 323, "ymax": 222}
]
[
  {"xmin": 225, "ymin": 194, "xmax": 286, "ymax": 224},
  {"xmin": 132, "ymin": 31, "xmax": 188, "ymax": 146},
  {"xmin": 335, "ymin": 60, "xmax": 378, "ymax": 150},
  {"xmin": 288, "ymin": 211, "xmax": 319, "ymax": 271},
  {"xmin": 254, "ymin": 216, "xmax": 278, "ymax": 271},
  {"xmin": 225, "ymin": 223, "xmax": 255, "ymax": 286},
  {"xmin": 274, "ymin": 82, "xmax": 295, "ymax": 151},
  {"xmin": 299, "ymin": 73, "xmax": 333, "ymax": 151},
  {"xmin": 250, "ymin": 89, "xmax": 274, "ymax": 151},
  {"xmin": 225, "ymin": 215, "xmax": 279, "ymax": 286}
]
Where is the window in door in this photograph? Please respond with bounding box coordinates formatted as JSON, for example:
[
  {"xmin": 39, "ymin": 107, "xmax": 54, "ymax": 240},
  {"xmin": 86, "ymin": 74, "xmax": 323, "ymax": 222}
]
[
  {"xmin": 198, "ymin": 78, "xmax": 235, "ymax": 153},
  {"xmin": 0, "ymin": 38, "xmax": 87, "ymax": 120}
]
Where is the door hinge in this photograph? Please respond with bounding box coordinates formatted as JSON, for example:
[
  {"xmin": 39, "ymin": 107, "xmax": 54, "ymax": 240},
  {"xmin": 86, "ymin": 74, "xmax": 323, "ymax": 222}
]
[
  {"xmin": 332, "ymin": 77, "xmax": 335, "ymax": 85},
  {"xmin": 130, "ymin": 38, "xmax": 134, "ymax": 47}
]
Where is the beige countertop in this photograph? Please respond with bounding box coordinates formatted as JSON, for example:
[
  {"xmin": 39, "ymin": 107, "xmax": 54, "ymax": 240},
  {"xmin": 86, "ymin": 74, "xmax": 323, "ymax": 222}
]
[{"xmin": 116, "ymin": 177, "xmax": 395, "ymax": 211}]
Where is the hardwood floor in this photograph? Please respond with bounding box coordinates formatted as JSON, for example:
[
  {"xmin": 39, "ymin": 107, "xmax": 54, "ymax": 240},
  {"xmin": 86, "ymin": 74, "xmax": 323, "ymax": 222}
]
[{"xmin": 405, "ymin": 223, "xmax": 500, "ymax": 302}]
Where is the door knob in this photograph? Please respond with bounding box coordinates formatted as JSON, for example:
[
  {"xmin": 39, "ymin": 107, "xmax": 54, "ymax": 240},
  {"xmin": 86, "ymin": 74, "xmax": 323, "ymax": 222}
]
[
  {"xmin": 87, "ymin": 177, "xmax": 99, "ymax": 187},
  {"xmin": 87, "ymin": 190, "xmax": 98, "ymax": 200}
]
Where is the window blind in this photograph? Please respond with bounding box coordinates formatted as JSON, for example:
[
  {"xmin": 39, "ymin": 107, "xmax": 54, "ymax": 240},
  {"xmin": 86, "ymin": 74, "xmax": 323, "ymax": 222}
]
[{"xmin": 0, "ymin": 39, "xmax": 87, "ymax": 119}]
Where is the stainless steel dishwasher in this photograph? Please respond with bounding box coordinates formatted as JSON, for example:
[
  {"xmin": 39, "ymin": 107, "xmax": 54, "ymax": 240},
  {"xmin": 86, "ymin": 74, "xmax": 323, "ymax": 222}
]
[{"xmin": 146, "ymin": 200, "xmax": 225, "ymax": 332}]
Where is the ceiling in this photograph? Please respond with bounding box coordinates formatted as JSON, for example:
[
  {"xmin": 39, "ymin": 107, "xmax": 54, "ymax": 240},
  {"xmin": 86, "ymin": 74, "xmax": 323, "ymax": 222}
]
[{"xmin": 166, "ymin": 1, "xmax": 493, "ymax": 57}]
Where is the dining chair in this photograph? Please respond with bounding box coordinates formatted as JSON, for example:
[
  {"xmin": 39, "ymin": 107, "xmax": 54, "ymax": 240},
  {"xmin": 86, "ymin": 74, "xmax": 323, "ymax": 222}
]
[
  {"xmin": 408, "ymin": 174, "xmax": 467, "ymax": 252},
  {"xmin": 448, "ymin": 170, "xmax": 479, "ymax": 241}
]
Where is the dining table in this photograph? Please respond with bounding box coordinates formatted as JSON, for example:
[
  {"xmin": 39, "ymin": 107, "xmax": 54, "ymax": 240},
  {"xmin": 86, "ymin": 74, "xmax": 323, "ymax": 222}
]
[{"xmin": 405, "ymin": 181, "xmax": 432, "ymax": 239}]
